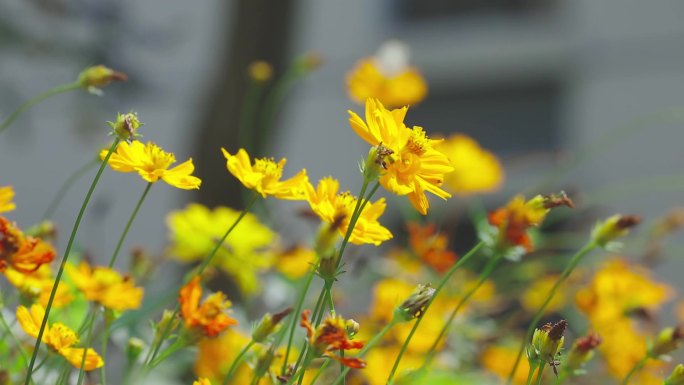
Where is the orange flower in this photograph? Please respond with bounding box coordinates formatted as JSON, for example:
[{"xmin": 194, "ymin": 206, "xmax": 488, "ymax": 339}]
[
  {"xmin": 407, "ymin": 222, "xmax": 457, "ymax": 273},
  {"xmin": 0, "ymin": 216, "xmax": 55, "ymax": 273},
  {"xmin": 179, "ymin": 277, "xmax": 238, "ymax": 337},
  {"xmin": 300, "ymin": 310, "xmax": 365, "ymax": 369},
  {"xmin": 487, "ymin": 196, "xmax": 547, "ymax": 252}
]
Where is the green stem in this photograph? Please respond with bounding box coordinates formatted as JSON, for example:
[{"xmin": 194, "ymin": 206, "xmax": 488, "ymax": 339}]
[
  {"xmin": 386, "ymin": 241, "xmax": 485, "ymax": 384},
  {"xmin": 289, "ymin": 287, "xmax": 327, "ymax": 377},
  {"xmin": 75, "ymin": 309, "xmax": 99, "ymax": 385},
  {"xmin": 239, "ymin": 80, "xmax": 267, "ymax": 154},
  {"xmin": 423, "ymin": 253, "xmax": 504, "ymax": 365},
  {"xmin": 0, "ymin": 309, "xmax": 29, "ymax": 368},
  {"xmin": 0, "ymin": 82, "xmax": 81, "ymax": 135},
  {"xmin": 330, "ymin": 318, "xmax": 399, "ymax": 385},
  {"xmin": 42, "ymin": 158, "xmax": 99, "ymax": 220},
  {"xmin": 222, "ymin": 340, "xmax": 256, "ymax": 385},
  {"xmin": 281, "ymin": 269, "xmax": 316, "ymax": 374},
  {"xmin": 108, "ymin": 183, "xmax": 152, "ymax": 267},
  {"xmin": 534, "ymin": 365, "xmax": 545, "ymax": 385},
  {"xmin": 506, "ymin": 241, "xmax": 597, "ymax": 385},
  {"xmin": 145, "ymin": 194, "xmax": 259, "ymax": 367},
  {"xmin": 100, "ymin": 317, "xmax": 112, "ymax": 385},
  {"xmin": 525, "ymin": 363, "xmax": 538, "ymax": 385},
  {"xmin": 23, "ymin": 138, "xmax": 120, "ymax": 385},
  {"xmin": 620, "ymin": 355, "xmax": 649, "ymax": 385},
  {"xmin": 309, "ymin": 359, "xmax": 331, "ymax": 384}
]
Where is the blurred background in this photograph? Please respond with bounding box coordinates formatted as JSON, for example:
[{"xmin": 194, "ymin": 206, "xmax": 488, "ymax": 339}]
[{"xmin": 2, "ymin": 0, "xmax": 684, "ymax": 383}]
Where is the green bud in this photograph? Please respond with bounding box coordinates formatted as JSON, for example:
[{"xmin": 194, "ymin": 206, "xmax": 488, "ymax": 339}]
[
  {"xmin": 393, "ymin": 284, "xmax": 435, "ymax": 323},
  {"xmin": 107, "ymin": 112, "xmax": 142, "ymax": 142},
  {"xmin": 252, "ymin": 307, "xmax": 292, "ymax": 343}
]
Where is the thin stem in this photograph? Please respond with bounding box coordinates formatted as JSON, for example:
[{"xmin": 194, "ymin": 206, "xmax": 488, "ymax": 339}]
[
  {"xmin": 75, "ymin": 308, "xmax": 99, "ymax": 385},
  {"xmin": 108, "ymin": 183, "xmax": 152, "ymax": 267},
  {"xmin": 23, "ymin": 138, "xmax": 120, "ymax": 385},
  {"xmin": 309, "ymin": 359, "xmax": 331, "ymax": 384},
  {"xmin": 0, "ymin": 82, "xmax": 81, "ymax": 135},
  {"xmin": 222, "ymin": 340, "xmax": 256, "ymax": 385},
  {"xmin": 281, "ymin": 270, "xmax": 316, "ymax": 374},
  {"xmin": 330, "ymin": 318, "xmax": 399, "ymax": 385},
  {"xmin": 506, "ymin": 242, "xmax": 597, "ymax": 385},
  {"xmin": 386, "ymin": 241, "xmax": 485, "ymax": 384},
  {"xmin": 620, "ymin": 355, "xmax": 649, "ymax": 385},
  {"xmin": 0, "ymin": 310, "xmax": 29, "ymax": 368},
  {"xmin": 534, "ymin": 365, "xmax": 545, "ymax": 385},
  {"xmin": 289, "ymin": 287, "xmax": 327, "ymax": 377},
  {"xmin": 145, "ymin": 194, "xmax": 259, "ymax": 367},
  {"xmin": 525, "ymin": 363, "xmax": 538, "ymax": 385},
  {"xmin": 100, "ymin": 317, "xmax": 112, "ymax": 385},
  {"xmin": 423, "ymin": 253, "xmax": 504, "ymax": 365},
  {"xmin": 238, "ymin": 80, "xmax": 267, "ymax": 154},
  {"xmin": 42, "ymin": 158, "xmax": 99, "ymax": 220}
]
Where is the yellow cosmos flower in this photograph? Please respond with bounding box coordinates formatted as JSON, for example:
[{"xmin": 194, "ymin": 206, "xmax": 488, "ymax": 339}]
[
  {"xmin": 274, "ymin": 245, "xmax": 316, "ymax": 280},
  {"xmin": 4, "ymin": 265, "xmax": 72, "ymax": 308},
  {"xmin": 196, "ymin": 329, "xmax": 252, "ymax": 381},
  {"xmin": 349, "ymin": 98, "xmax": 453, "ymax": 215},
  {"xmin": 221, "ymin": 148, "xmax": 308, "ymax": 200},
  {"xmin": 481, "ymin": 345, "xmax": 531, "ymax": 385},
  {"xmin": 306, "ymin": 177, "xmax": 392, "ymax": 246},
  {"xmin": 66, "ymin": 262, "xmax": 143, "ymax": 311},
  {"xmin": 521, "ymin": 274, "xmax": 568, "ymax": 314},
  {"xmin": 0, "ymin": 185, "xmax": 16, "ymax": 213},
  {"xmin": 101, "ymin": 140, "xmax": 201, "ymax": 189},
  {"xmin": 436, "ymin": 134, "xmax": 504, "ymax": 195},
  {"xmin": 167, "ymin": 203, "xmax": 276, "ymax": 294},
  {"xmin": 346, "ymin": 41, "xmax": 427, "ymax": 108},
  {"xmin": 16, "ymin": 304, "xmax": 104, "ymax": 370}
]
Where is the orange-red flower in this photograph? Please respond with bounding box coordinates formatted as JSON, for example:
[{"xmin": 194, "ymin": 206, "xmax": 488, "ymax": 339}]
[
  {"xmin": 407, "ymin": 222, "xmax": 457, "ymax": 273},
  {"xmin": 179, "ymin": 277, "xmax": 238, "ymax": 337},
  {"xmin": 0, "ymin": 216, "xmax": 55, "ymax": 273},
  {"xmin": 300, "ymin": 310, "xmax": 366, "ymax": 369}
]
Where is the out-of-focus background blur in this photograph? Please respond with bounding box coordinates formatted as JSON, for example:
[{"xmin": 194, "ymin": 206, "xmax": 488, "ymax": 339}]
[{"xmin": 2, "ymin": 0, "xmax": 684, "ymax": 295}]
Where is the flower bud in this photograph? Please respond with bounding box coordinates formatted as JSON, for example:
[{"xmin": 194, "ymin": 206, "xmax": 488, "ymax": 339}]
[
  {"xmin": 565, "ymin": 333, "xmax": 602, "ymax": 372},
  {"xmin": 254, "ymin": 344, "xmax": 276, "ymax": 378},
  {"xmin": 528, "ymin": 320, "xmax": 567, "ymax": 365},
  {"xmin": 393, "ymin": 284, "xmax": 435, "ymax": 323},
  {"xmin": 248, "ymin": 61, "xmax": 273, "ymax": 83},
  {"xmin": 153, "ymin": 309, "xmax": 180, "ymax": 344},
  {"xmin": 345, "ymin": 319, "xmax": 360, "ymax": 337},
  {"xmin": 363, "ymin": 145, "xmax": 394, "ymax": 182},
  {"xmin": 591, "ymin": 214, "xmax": 641, "ymax": 249},
  {"xmin": 107, "ymin": 112, "xmax": 142, "ymax": 141},
  {"xmin": 665, "ymin": 364, "xmax": 684, "ymax": 385},
  {"xmin": 126, "ymin": 337, "xmax": 146, "ymax": 363},
  {"xmin": 650, "ymin": 325, "xmax": 684, "ymax": 358},
  {"xmin": 77, "ymin": 65, "xmax": 127, "ymax": 94},
  {"xmin": 252, "ymin": 307, "xmax": 292, "ymax": 343}
]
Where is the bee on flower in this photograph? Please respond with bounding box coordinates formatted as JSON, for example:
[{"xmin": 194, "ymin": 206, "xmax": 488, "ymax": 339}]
[
  {"xmin": 0, "ymin": 216, "xmax": 55, "ymax": 273},
  {"xmin": 179, "ymin": 277, "xmax": 238, "ymax": 338},
  {"xmin": 16, "ymin": 304, "xmax": 104, "ymax": 370}
]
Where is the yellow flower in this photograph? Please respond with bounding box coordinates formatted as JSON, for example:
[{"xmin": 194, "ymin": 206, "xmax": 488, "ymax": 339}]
[
  {"xmin": 66, "ymin": 262, "xmax": 143, "ymax": 311},
  {"xmin": 167, "ymin": 203, "xmax": 276, "ymax": 294},
  {"xmin": 180, "ymin": 277, "xmax": 238, "ymax": 338},
  {"xmin": 346, "ymin": 42, "xmax": 427, "ymax": 108},
  {"xmin": 221, "ymin": 148, "xmax": 308, "ymax": 200},
  {"xmin": 16, "ymin": 304, "xmax": 104, "ymax": 370},
  {"xmin": 4, "ymin": 265, "xmax": 72, "ymax": 308},
  {"xmin": 306, "ymin": 177, "xmax": 392, "ymax": 246},
  {"xmin": 349, "ymin": 98, "xmax": 453, "ymax": 214},
  {"xmin": 274, "ymin": 245, "xmax": 316, "ymax": 280},
  {"xmin": 481, "ymin": 345, "xmax": 531, "ymax": 385},
  {"xmin": 0, "ymin": 185, "xmax": 16, "ymax": 213},
  {"xmin": 521, "ymin": 275, "xmax": 567, "ymax": 314},
  {"xmin": 436, "ymin": 134, "xmax": 504, "ymax": 195},
  {"xmin": 101, "ymin": 140, "xmax": 201, "ymax": 189},
  {"xmin": 196, "ymin": 329, "xmax": 252, "ymax": 381},
  {"xmin": 193, "ymin": 378, "xmax": 211, "ymax": 385}
]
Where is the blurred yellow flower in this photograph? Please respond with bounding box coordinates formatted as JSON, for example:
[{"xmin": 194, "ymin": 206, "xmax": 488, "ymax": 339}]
[
  {"xmin": 481, "ymin": 345, "xmax": 531, "ymax": 385},
  {"xmin": 436, "ymin": 134, "xmax": 504, "ymax": 195},
  {"xmin": 0, "ymin": 185, "xmax": 16, "ymax": 213},
  {"xmin": 180, "ymin": 277, "xmax": 238, "ymax": 338},
  {"xmin": 306, "ymin": 177, "xmax": 392, "ymax": 246},
  {"xmin": 349, "ymin": 98, "xmax": 453, "ymax": 215},
  {"xmin": 0, "ymin": 216, "xmax": 55, "ymax": 273},
  {"xmin": 195, "ymin": 328, "xmax": 251, "ymax": 381},
  {"xmin": 363, "ymin": 345, "xmax": 423, "ymax": 385},
  {"xmin": 101, "ymin": 140, "xmax": 201, "ymax": 189},
  {"xmin": 193, "ymin": 378, "xmax": 211, "ymax": 385},
  {"xmin": 274, "ymin": 245, "xmax": 316, "ymax": 280},
  {"xmin": 521, "ymin": 274, "xmax": 567, "ymax": 314},
  {"xmin": 4, "ymin": 265, "xmax": 72, "ymax": 308},
  {"xmin": 346, "ymin": 41, "xmax": 427, "ymax": 108},
  {"xmin": 167, "ymin": 203, "xmax": 276, "ymax": 294},
  {"xmin": 16, "ymin": 304, "xmax": 104, "ymax": 370},
  {"xmin": 66, "ymin": 261, "xmax": 143, "ymax": 311},
  {"xmin": 221, "ymin": 148, "xmax": 308, "ymax": 200}
]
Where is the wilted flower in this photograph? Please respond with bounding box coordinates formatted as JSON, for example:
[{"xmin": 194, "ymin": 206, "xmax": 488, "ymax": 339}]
[
  {"xmin": 0, "ymin": 216, "xmax": 55, "ymax": 273},
  {"xmin": 565, "ymin": 333, "xmax": 602, "ymax": 373},
  {"xmin": 101, "ymin": 141, "xmax": 201, "ymax": 189},
  {"xmin": 591, "ymin": 214, "xmax": 641, "ymax": 250},
  {"xmin": 252, "ymin": 307, "xmax": 292, "ymax": 343},
  {"xmin": 16, "ymin": 304, "xmax": 104, "ymax": 370},
  {"xmin": 300, "ymin": 310, "xmax": 366, "ymax": 368},
  {"xmin": 77, "ymin": 65, "xmax": 127, "ymax": 95},
  {"xmin": 436, "ymin": 134, "xmax": 504, "ymax": 195},
  {"xmin": 66, "ymin": 261, "xmax": 143, "ymax": 311},
  {"xmin": 349, "ymin": 98, "xmax": 453, "ymax": 215},
  {"xmin": 528, "ymin": 320, "xmax": 566, "ymax": 370},
  {"xmin": 0, "ymin": 186, "xmax": 15, "ymax": 213},
  {"xmin": 346, "ymin": 41, "xmax": 427, "ymax": 108},
  {"xmin": 179, "ymin": 277, "xmax": 237, "ymax": 338},
  {"xmin": 221, "ymin": 148, "xmax": 308, "ymax": 200}
]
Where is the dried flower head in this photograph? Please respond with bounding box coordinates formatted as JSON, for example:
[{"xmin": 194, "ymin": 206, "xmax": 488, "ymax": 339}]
[
  {"xmin": 591, "ymin": 214, "xmax": 641, "ymax": 250},
  {"xmin": 252, "ymin": 307, "xmax": 293, "ymax": 343}
]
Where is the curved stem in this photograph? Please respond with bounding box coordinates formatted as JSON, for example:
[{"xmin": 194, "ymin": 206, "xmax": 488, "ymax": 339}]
[
  {"xmin": 0, "ymin": 82, "xmax": 81, "ymax": 135},
  {"xmin": 386, "ymin": 241, "xmax": 485, "ymax": 384},
  {"xmin": 23, "ymin": 139, "xmax": 120, "ymax": 385},
  {"xmin": 620, "ymin": 355, "xmax": 649, "ymax": 385},
  {"xmin": 222, "ymin": 340, "xmax": 256, "ymax": 385},
  {"xmin": 108, "ymin": 183, "xmax": 152, "ymax": 267},
  {"xmin": 506, "ymin": 242, "xmax": 597, "ymax": 385},
  {"xmin": 42, "ymin": 158, "xmax": 99, "ymax": 220}
]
